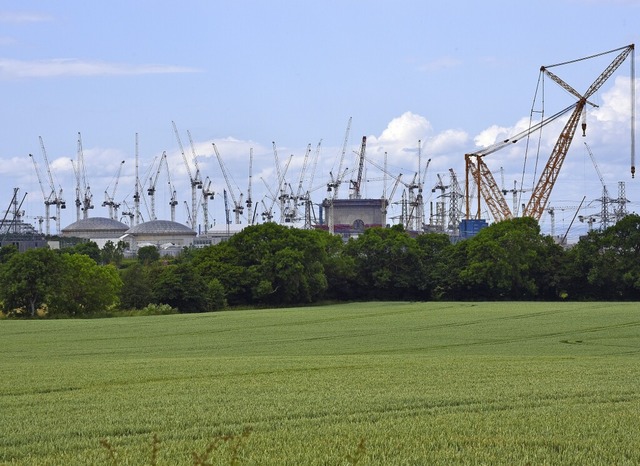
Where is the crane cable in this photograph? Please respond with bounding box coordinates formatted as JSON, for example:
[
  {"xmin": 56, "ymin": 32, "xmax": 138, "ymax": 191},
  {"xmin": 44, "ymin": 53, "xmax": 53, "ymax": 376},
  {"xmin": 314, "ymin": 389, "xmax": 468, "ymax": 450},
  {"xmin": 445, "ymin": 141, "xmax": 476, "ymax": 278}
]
[{"xmin": 519, "ymin": 70, "xmax": 546, "ymax": 217}]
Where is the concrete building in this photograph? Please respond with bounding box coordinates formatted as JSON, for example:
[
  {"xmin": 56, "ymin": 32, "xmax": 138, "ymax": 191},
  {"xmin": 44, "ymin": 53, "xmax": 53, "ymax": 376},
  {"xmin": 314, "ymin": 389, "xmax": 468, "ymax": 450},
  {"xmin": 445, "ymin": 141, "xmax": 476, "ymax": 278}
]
[
  {"xmin": 121, "ymin": 219, "xmax": 197, "ymax": 253},
  {"xmin": 319, "ymin": 198, "xmax": 388, "ymax": 239},
  {"xmin": 61, "ymin": 217, "xmax": 129, "ymax": 248}
]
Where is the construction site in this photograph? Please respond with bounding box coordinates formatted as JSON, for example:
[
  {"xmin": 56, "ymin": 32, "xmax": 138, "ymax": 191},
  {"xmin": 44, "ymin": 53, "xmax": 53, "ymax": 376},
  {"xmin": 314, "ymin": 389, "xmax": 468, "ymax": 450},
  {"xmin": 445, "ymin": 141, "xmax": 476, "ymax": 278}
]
[{"xmin": 3, "ymin": 44, "xmax": 637, "ymax": 251}]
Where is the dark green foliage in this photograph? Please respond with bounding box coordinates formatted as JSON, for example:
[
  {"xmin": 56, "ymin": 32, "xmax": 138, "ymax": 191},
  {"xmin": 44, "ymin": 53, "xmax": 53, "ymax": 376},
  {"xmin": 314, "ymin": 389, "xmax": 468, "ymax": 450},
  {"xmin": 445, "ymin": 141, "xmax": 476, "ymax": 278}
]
[
  {"xmin": 48, "ymin": 254, "xmax": 122, "ymax": 316},
  {"xmin": 119, "ymin": 262, "xmax": 155, "ymax": 310},
  {"xmin": 344, "ymin": 225, "xmax": 424, "ymax": 300},
  {"xmin": 137, "ymin": 245, "xmax": 160, "ymax": 265},
  {"xmin": 153, "ymin": 262, "xmax": 209, "ymax": 313},
  {"xmin": 100, "ymin": 240, "xmax": 126, "ymax": 266},
  {"xmin": 0, "ymin": 247, "xmax": 64, "ymax": 316},
  {"xmin": 562, "ymin": 214, "xmax": 640, "ymax": 300},
  {"xmin": 63, "ymin": 240, "xmax": 101, "ymax": 263},
  {"xmin": 3, "ymin": 215, "xmax": 640, "ymax": 318}
]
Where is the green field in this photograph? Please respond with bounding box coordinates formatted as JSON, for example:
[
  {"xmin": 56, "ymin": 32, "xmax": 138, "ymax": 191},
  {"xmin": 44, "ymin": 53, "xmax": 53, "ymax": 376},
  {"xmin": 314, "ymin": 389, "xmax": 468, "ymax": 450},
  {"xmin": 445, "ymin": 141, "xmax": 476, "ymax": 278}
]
[{"xmin": 1, "ymin": 302, "xmax": 639, "ymax": 465}]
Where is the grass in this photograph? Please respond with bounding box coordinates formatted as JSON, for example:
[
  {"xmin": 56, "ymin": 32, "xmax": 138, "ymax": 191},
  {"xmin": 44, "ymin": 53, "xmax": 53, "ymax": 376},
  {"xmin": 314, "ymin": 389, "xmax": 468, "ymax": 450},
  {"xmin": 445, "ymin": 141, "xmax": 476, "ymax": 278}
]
[{"xmin": 1, "ymin": 301, "xmax": 639, "ymax": 465}]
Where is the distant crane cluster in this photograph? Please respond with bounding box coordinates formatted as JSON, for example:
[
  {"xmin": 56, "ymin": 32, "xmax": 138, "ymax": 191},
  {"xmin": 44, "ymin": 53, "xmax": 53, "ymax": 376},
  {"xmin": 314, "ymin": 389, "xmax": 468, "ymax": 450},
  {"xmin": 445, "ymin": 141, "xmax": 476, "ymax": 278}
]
[{"xmin": 22, "ymin": 44, "xmax": 635, "ymax": 242}]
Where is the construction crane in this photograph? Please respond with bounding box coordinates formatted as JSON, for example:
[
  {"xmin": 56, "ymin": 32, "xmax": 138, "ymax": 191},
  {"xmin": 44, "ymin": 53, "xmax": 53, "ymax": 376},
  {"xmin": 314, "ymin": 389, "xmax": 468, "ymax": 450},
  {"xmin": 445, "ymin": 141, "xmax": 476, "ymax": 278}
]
[
  {"xmin": 349, "ymin": 136, "xmax": 367, "ymax": 199},
  {"xmin": 246, "ymin": 148, "xmax": 254, "ymax": 225},
  {"xmin": 102, "ymin": 160, "xmax": 125, "ymax": 220},
  {"xmin": 28, "ymin": 153, "xmax": 51, "ymax": 234},
  {"xmin": 163, "ymin": 155, "xmax": 179, "ymax": 223},
  {"xmin": 33, "ymin": 136, "xmax": 66, "ymax": 235},
  {"xmin": 523, "ymin": 44, "xmax": 634, "ymax": 220},
  {"xmin": 75, "ymin": 133, "xmax": 93, "ymax": 220},
  {"xmin": 223, "ymin": 189, "xmax": 231, "ymax": 236},
  {"xmin": 133, "ymin": 133, "xmax": 142, "ymax": 226},
  {"xmin": 200, "ymin": 177, "xmax": 215, "ymax": 233},
  {"xmin": 213, "ymin": 142, "xmax": 244, "ymax": 224},
  {"xmin": 466, "ymin": 44, "xmax": 634, "ymax": 223},
  {"xmin": 330, "ymin": 117, "xmax": 352, "ymax": 198},
  {"xmin": 448, "ymin": 168, "xmax": 463, "ymax": 234},
  {"xmin": 172, "ymin": 121, "xmax": 202, "ymax": 230},
  {"xmin": 583, "ymin": 141, "xmax": 611, "ymax": 229},
  {"xmin": 147, "ymin": 152, "xmax": 167, "ymax": 221}
]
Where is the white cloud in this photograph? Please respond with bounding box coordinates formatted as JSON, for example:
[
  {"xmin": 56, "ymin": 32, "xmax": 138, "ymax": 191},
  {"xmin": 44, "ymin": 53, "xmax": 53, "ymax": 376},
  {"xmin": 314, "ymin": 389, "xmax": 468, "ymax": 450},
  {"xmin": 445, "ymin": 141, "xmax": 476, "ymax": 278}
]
[
  {"xmin": 419, "ymin": 56, "xmax": 462, "ymax": 72},
  {"xmin": 0, "ymin": 11, "xmax": 52, "ymax": 23},
  {"xmin": 0, "ymin": 58, "xmax": 199, "ymax": 78}
]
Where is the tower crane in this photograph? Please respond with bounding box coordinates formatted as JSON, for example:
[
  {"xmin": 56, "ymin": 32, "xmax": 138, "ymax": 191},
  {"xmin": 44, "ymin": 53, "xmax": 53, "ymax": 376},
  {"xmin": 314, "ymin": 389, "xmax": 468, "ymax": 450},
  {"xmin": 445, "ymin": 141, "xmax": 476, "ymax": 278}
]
[
  {"xmin": 163, "ymin": 155, "xmax": 179, "ymax": 223},
  {"xmin": 133, "ymin": 133, "xmax": 142, "ymax": 226},
  {"xmin": 33, "ymin": 136, "xmax": 66, "ymax": 235},
  {"xmin": 76, "ymin": 133, "xmax": 93, "ymax": 220},
  {"xmin": 200, "ymin": 177, "xmax": 215, "ymax": 233},
  {"xmin": 172, "ymin": 121, "xmax": 202, "ymax": 230},
  {"xmin": 286, "ymin": 143, "xmax": 312, "ymax": 223},
  {"xmin": 246, "ymin": 148, "xmax": 254, "ymax": 225},
  {"xmin": 212, "ymin": 142, "xmax": 244, "ymax": 224},
  {"xmin": 28, "ymin": 153, "xmax": 52, "ymax": 235},
  {"xmin": 223, "ymin": 189, "xmax": 231, "ymax": 236},
  {"xmin": 583, "ymin": 141, "xmax": 611, "ymax": 229},
  {"xmin": 349, "ymin": 136, "xmax": 367, "ymax": 199},
  {"xmin": 431, "ymin": 174, "xmax": 449, "ymax": 232},
  {"xmin": 147, "ymin": 152, "xmax": 167, "ymax": 221},
  {"xmin": 102, "ymin": 160, "xmax": 125, "ymax": 220},
  {"xmin": 332, "ymin": 117, "xmax": 352, "ymax": 198}
]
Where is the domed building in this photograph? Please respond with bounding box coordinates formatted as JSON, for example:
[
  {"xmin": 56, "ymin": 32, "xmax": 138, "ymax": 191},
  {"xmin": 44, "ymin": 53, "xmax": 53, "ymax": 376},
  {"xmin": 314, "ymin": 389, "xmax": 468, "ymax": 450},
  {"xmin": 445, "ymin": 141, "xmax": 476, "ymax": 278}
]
[
  {"xmin": 122, "ymin": 219, "xmax": 197, "ymax": 254},
  {"xmin": 61, "ymin": 217, "xmax": 130, "ymax": 247}
]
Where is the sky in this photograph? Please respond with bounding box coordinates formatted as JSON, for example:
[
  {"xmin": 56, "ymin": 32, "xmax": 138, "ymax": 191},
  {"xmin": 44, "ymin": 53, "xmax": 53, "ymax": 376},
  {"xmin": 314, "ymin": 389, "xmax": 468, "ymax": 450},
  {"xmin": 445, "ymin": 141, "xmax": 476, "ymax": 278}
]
[{"xmin": 1, "ymin": 0, "xmax": 640, "ymax": 242}]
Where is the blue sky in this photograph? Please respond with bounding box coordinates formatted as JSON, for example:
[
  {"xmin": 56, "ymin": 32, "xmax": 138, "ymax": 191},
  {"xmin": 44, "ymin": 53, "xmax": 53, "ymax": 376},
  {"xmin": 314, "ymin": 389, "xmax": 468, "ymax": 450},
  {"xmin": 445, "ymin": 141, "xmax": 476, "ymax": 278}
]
[{"xmin": 1, "ymin": 0, "xmax": 639, "ymax": 240}]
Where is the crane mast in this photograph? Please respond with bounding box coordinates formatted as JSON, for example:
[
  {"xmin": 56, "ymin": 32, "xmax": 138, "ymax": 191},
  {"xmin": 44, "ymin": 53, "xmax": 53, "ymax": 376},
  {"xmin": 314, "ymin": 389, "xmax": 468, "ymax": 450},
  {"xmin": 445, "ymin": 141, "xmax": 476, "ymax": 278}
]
[
  {"xmin": 246, "ymin": 148, "xmax": 253, "ymax": 225},
  {"xmin": 172, "ymin": 121, "xmax": 201, "ymax": 230},
  {"xmin": 103, "ymin": 160, "xmax": 125, "ymax": 220},
  {"xmin": 28, "ymin": 153, "xmax": 51, "ymax": 235},
  {"xmin": 213, "ymin": 142, "xmax": 244, "ymax": 224},
  {"xmin": 147, "ymin": 152, "xmax": 167, "ymax": 221},
  {"xmin": 76, "ymin": 133, "xmax": 93, "ymax": 220},
  {"xmin": 349, "ymin": 136, "xmax": 367, "ymax": 199}
]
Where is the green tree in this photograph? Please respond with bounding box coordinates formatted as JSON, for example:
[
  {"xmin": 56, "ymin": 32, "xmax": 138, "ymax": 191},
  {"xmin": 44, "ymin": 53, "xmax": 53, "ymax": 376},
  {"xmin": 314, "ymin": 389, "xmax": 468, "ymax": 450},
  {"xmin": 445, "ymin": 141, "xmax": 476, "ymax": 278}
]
[
  {"xmin": 153, "ymin": 262, "xmax": 208, "ymax": 313},
  {"xmin": 64, "ymin": 241, "xmax": 101, "ymax": 263},
  {"xmin": 0, "ymin": 244, "xmax": 18, "ymax": 264},
  {"xmin": 344, "ymin": 225, "xmax": 423, "ymax": 300},
  {"xmin": 49, "ymin": 254, "xmax": 122, "ymax": 316},
  {"xmin": 101, "ymin": 240, "xmax": 126, "ymax": 266},
  {"xmin": 562, "ymin": 214, "xmax": 640, "ymax": 300},
  {"xmin": 137, "ymin": 245, "xmax": 160, "ymax": 265},
  {"xmin": 0, "ymin": 247, "xmax": 64, "ymax": 316},
  {"xmin": 439, "ymin": 217, "xmax": 562, "ymax": 300},
  {"xmin": 119, "ymin": 262, "xmax": 155, "ymax": 309}
]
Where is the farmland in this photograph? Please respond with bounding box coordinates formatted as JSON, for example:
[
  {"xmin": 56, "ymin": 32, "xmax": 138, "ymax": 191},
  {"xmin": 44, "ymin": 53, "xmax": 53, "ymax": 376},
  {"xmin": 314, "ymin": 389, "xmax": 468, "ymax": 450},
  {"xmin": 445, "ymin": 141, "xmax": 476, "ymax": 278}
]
[{"xmin": 1, "ymin": 302, "xmax": 639, "ymax": 465}]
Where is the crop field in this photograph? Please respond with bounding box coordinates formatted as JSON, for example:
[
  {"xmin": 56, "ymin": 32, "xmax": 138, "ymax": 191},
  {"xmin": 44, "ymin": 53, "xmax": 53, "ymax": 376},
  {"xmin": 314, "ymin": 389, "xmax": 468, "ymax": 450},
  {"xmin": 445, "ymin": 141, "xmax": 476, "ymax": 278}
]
[{"xmin": 1, "ymin": 302, "xmax": 640, "ymax": 465}]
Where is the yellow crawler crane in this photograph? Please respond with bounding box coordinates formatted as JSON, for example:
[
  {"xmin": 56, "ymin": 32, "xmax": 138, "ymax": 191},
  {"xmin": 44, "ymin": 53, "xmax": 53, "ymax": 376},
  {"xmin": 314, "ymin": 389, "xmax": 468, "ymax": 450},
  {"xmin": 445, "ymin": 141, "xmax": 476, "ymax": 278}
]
[{"xmin": 465, "ymin": 44, "xmax": 635, "ymax": 223}]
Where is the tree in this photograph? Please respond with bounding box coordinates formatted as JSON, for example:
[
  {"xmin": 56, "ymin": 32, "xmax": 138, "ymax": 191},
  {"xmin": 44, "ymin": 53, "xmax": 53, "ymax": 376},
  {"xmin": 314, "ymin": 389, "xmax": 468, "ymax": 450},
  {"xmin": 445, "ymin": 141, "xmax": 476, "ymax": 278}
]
[
  {"xmin": 119, "ymin": 262, "xmax": 155, "ymax": 309},
  {"xmin": 137, "ymin": 245, "xmax": 160, "ymax": 265},
  {"xmin": 0, "ymin": 247, "xmax": 64, "ymax": 316},
  {"xmin": 344, "ymin": 225, "xmax": 423, "ymax": 300},
  {"xmin": 49, "ymin": 254, "xmax": 122, "ymax": 316},
  {"xmin": 563, "ymin": 214, "xmax": 640, "ymax": 300},
  {"xmin": 153, "ymin": 262, "xmax": 209, "ymax": 313},
  {"xmin": 101, "ymin": 240, "xmax": 126, "ymax": 266},
  {"xmin": 439, "ymin": 217, "xmax": 563, "ymax": 300},
  {"xmin": 64, "ymin": 241, "xmax": 101, "ymax": 263}
]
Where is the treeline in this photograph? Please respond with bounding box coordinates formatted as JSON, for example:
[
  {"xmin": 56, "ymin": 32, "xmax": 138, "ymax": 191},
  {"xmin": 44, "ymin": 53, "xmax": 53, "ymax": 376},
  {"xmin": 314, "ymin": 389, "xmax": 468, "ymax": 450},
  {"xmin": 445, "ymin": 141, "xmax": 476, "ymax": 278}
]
[{"xmin": 1, "ymin": 215, "xmax": 640, "ymax": 317}]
